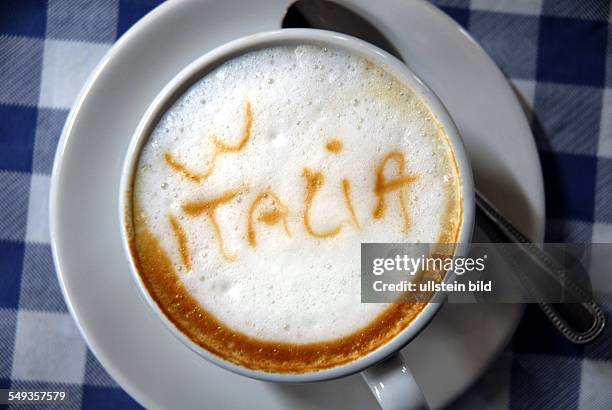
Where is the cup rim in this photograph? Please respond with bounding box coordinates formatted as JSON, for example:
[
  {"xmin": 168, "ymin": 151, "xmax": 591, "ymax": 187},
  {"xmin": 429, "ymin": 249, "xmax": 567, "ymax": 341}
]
[{"xmin": 119, "ymin": 28, "xmax": 475, "ymax": 383}]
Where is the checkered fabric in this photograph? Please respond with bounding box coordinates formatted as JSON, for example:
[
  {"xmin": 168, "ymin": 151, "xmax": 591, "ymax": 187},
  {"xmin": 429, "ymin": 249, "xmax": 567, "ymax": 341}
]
[{"xmin": 0, "ymin": 0, "xmax": 610, "ymax": 408}]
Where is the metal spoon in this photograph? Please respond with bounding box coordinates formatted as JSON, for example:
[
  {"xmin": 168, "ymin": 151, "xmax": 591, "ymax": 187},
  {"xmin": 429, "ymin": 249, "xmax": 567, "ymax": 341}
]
[{"xmin": 282, "ymin": 0, "xmax": 605, "ymax": 344}]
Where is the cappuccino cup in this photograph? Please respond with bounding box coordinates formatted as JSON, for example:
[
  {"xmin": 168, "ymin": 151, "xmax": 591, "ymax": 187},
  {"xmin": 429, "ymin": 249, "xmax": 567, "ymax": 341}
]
[{"xmin": 120, "ymin": 29, "xmax": 474, "ymax": 410}]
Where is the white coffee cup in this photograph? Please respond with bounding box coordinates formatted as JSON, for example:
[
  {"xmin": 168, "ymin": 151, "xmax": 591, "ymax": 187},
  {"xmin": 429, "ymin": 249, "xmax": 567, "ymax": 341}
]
[{"xmin": 119, "ymin": 28, "xmax": 474, "ymax": 410}]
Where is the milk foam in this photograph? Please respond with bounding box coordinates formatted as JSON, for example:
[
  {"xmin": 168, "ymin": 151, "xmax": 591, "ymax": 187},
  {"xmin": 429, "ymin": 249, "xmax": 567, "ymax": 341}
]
[{"xmin": 133, "ymin": 45, "xmax": 460, "ymax": 344}]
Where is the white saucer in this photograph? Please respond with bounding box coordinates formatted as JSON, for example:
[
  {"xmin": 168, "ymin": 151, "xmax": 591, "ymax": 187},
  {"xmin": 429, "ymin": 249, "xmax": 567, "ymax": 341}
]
[{"xmin": 50, "ymin": 0, "xmax": 545, "ymax": 408}]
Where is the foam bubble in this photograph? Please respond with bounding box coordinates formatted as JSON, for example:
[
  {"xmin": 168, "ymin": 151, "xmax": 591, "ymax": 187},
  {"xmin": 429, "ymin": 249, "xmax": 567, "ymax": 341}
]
[{"xmin": 133, "ymin": 45, "xmax": 460, "ymax": 344}]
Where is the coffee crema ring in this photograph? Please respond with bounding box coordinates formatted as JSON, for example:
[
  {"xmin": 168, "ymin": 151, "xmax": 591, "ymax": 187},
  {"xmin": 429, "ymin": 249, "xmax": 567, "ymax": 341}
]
[{"xmin": 129, "ymin": 44, "xmax": 463, "ymax": 373}]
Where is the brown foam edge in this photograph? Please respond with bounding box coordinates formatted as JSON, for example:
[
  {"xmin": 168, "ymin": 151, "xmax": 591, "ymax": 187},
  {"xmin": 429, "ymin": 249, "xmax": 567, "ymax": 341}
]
[
  {"xmin": 125, "ymin": 135, "xmax": 462, "ymax": 375},
  {"xmin": 124, "ymin": 62, "xmax": 464, "ymax": 374}
]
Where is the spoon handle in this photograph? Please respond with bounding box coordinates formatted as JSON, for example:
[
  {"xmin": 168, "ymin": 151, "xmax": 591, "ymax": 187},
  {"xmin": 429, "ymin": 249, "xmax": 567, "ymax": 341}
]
[{"xmin": 475, "ymin": 190, "xmax": 606, "ymax": 344}]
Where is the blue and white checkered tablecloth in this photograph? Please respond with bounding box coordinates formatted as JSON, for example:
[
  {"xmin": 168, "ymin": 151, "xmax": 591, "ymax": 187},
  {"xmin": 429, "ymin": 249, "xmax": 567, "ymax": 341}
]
[{"xmin": 0, "ymin": 0, "xmax": 611, "ymax": 408}]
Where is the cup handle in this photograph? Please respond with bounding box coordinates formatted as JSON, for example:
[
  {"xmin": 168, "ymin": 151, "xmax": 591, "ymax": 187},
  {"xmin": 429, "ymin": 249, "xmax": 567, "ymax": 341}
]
[{"xmin": 361, "ymin": 353, "xmax": 429, "ymax": 410}]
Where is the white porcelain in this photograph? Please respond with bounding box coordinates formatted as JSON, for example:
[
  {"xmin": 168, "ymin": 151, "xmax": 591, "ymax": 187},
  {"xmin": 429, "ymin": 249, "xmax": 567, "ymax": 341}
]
[
  {"xmin": 363, "ymin": 354, "xmax": 429, "ymax": 410},
  {"xmin": 118, "ymin": 28, "xmax": 474, "ymax": 409},
  {"xmin": 50, "ymin": 0, "xmax": 544, "ymax": 408}
]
